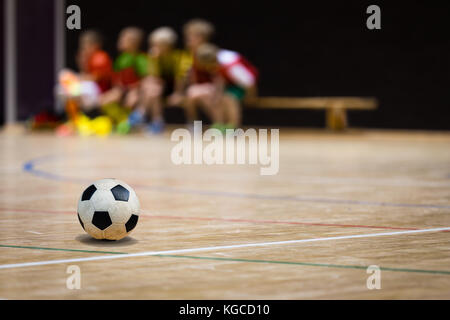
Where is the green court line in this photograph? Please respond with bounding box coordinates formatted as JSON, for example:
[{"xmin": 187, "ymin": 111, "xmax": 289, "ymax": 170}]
[
  {"xmin": 155, "ymin": 254, "xmax": 450, "ymax": 276},
  {"xmin": 0, "ymin": 244, "xmax": 128, "ymax": 255},
  {"xmin": 1, "ymin": 244, "xmax": 449, "ymax": 275}
]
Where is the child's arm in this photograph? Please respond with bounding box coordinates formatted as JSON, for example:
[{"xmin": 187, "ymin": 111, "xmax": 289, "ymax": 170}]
[
  {"xmin": 211, "ymin": 75, "xmax": 225, "ymax": 107},
  {"xmin": 167, "ymin": 65, "xmax": 194, "ymax": 106}
]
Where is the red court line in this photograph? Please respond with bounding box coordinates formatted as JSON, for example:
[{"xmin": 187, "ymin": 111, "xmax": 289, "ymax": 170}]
[
  {"xmin": 0, "ymin": 207, "xmax": 74, "ymax": 215},
  {"xmin": 147, "ymin": 214, "xmax": 418, "ymax": 231},
  {"xmin": 0, "ymin": 206, "xmax": 418, "ymax": 231}
]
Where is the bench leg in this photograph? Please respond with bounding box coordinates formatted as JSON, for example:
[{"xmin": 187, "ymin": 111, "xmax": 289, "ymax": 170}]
[{"xmin": 326, "ymin": 108, "xmax": 348, "ymax": 131}]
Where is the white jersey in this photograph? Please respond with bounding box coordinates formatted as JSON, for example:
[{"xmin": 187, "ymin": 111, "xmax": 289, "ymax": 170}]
[{"xmin": 217, "ymin": 49, "xmax": 257, "ymax": 88}]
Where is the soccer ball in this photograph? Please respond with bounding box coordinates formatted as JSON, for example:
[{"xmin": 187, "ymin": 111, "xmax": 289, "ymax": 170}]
[{"xmin": 77, "ymin": 179, "xmax": 140, "ymax": 240}]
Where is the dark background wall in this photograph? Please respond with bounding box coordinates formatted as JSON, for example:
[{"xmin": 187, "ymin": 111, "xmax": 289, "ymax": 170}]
[
  {"xmin": 17, "ymin": 0, "xmax": 55, "ymax": 120},
  {"xmin": 0, "ymin": 0, "xmax": 4, "ymax": 125},
  {"xmin": 4, "ymin": 0, "xmax": 449, "ymax": 129},
  {"xmin": 1, "ymin": 0, "xmax": 57, "ymax": 124}
]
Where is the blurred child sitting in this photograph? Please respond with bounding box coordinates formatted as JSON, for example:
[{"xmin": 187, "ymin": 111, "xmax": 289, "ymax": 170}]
[
  {"xmin": 94, "ymin": 27, "xmax": 150, "ymax": 134},
  {"xmin": 57, "ymin": 30, "xmax": 113, "ymax": 116},
  {"xmin": 100, "ymin": 27, "xmax": 148, "ymax": 108},
  {"xmin": 183, "ymin": 19, "xmax": 215, "ymax": 56},
  {"xmin": 184, "ymin": 43, "xmax": 258, "ymax": 130},
  {"xmin": 128, "ymin": 27, "xmax": 191, "ymax": 134},
  {"xmin": 76, "ymin": 30, "xmax": 113, "ymax": 94},
  {"xmin": 55, "ymin": 30, "xmax": 114, "ymax": 136},
  {"xmin": 128, "ymin": 19, "xmax": 215, "ymax": 134},
  {"xmin": 174, "ymin": 19, "xmax": 215, "ymax": 122}
]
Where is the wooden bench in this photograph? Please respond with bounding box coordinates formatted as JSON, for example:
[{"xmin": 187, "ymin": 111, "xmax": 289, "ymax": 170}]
[{"xmin": 244, "ymin": 97, "xmax": 378, "ymax": 130}]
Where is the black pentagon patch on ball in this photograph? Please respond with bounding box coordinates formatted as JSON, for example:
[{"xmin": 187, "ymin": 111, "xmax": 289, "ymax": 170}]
[
  {"xmin": 92, "ymin": 211, "xmax": 112, "ymax": 230},
  {"xmin": 81, "ymin": 185, "xmax": 97, "ymax": 201},
  {"xmin": 125, "ymin": 214, "xmax": 139, "ymax": 232},
  {"xmin": 77, "ymin": 213, "xmax": 85, "ymax": 230},
  {"xmin": 111, "ymin": 184, "xmax": 130, "ymax": 202}
]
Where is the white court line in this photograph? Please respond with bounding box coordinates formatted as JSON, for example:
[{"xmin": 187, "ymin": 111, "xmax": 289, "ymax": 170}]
[
  {"xmin": 0, "ymin": 227, "xmax": 448, "ymax": 270},
  {"xmin": 25, "ymin": 231, "xmax": 43, "ymax": 235}
]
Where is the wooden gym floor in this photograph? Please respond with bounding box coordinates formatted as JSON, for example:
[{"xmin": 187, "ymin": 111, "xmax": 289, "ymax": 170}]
[{"xmin": 0, "ymin": 128, "xmax": 449, "ymax": 299}]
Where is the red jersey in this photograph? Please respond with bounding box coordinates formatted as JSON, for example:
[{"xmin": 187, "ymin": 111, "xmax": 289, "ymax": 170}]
[
  {"xmin": 191, "ymin": 49, "xmax": 258, "ymax": 88},
  {"xmin": 83, "ymin": 50, "xmax": 113, "ymax": 92}
]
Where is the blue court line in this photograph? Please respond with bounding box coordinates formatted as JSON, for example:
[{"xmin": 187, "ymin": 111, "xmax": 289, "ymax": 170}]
[
  {"xmin": 23, "ymin": 155, "xmax": 87, "ymax": 183},
  {"xmin": 23, "ymin": 155, "xmax": 450, "ymax": 209}
]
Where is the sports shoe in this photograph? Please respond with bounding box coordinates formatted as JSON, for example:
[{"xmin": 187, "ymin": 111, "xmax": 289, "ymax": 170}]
[
  {"xmin": 116, "ymin": 120, "xmax": 131, "ymax": 135},
  {"xmin": 147, "ymin": 119, "xmax": 165, "ymax": 134},
  {"xmin": 128, "ymin": 110, "xmax": 145, "ymax": 127}
]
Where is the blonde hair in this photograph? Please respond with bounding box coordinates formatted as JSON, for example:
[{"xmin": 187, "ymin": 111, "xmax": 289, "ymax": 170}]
[
  {"xmin": 196, "ymin": 43, "xmax": 219, "ymax": 64},
  {"xmin": 149, "ymin": 27, "xmax": 178, "ymax": 46},
  {"xmin": 183, "ymin": 19, "xmax": 215, "ymax": 40}
]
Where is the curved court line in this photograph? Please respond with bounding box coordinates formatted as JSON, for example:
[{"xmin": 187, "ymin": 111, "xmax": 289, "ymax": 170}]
[
  {"xmin": 23, "ymin": 155, "xmax": 88, "ymax": 183},
  {"xmin": 0, "ymin": 226, "xmax": 448, "ymax": 270},
  {"xmin": 22, "ymin": 155, "xmax": 450, "ymax": 209}
]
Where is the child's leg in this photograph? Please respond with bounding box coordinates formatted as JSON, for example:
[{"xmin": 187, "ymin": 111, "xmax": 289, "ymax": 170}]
[
  {"xmin": 201, "ymin": 94, "xmax": 225, "ymax": 124},
  {"xmin": 139, "ymin": 76, "xmax": 166, "ymax": 133},
  {"xmin": 66, "ymin": 98, "xmax": 80, "ymax": 122},
  {"xmin": 185, "ymin": 95, "xmax": 224, "ymax": 124},
  {"xmin": 146, "ymin": 96, "xmax": 164, "ymax": 122},
  {"xmin": 99, "ymin": 87, "xmax": 123, "ymax": 106},
  {"xmin": 183, "ymin": 96, "xmax": 199, "ymax": 124},
  {"xmin": 186, "ymin": 84, "xmax": 223, "ymax": 124},
  {"xmin": 222, "ymin": 93, "xmax": 241, "ymax": 127},
  {"xmin": 124, "ymin": 87, "xmax": 140, "ymax": 109},
  {"xmin": 139, "ymin": 77, "xmax": 164, "ymax": 121},
  {"xmin": 141, "ymin": 95, "xmax": 164, "ymax": 133},
  {"xmin": 222, "ymin": 86, "xmax": 246, "ymax": 127}
]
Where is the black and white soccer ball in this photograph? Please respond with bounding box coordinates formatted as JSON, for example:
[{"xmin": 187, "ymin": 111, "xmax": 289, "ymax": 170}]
[{"xmin": 77, "ymin": 179, "xmax": 140, "ymax": 240}]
